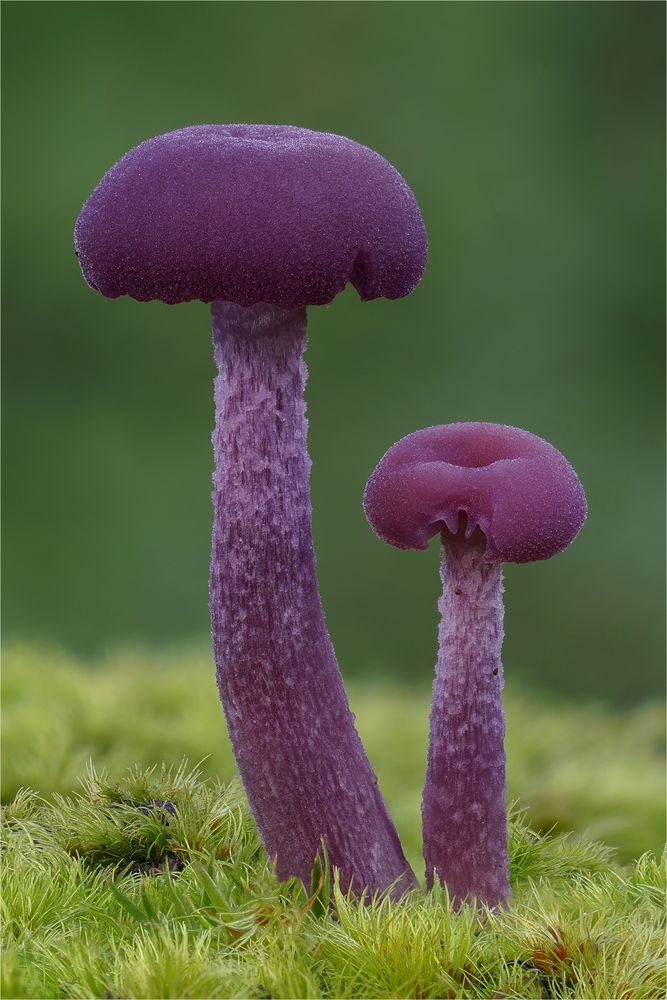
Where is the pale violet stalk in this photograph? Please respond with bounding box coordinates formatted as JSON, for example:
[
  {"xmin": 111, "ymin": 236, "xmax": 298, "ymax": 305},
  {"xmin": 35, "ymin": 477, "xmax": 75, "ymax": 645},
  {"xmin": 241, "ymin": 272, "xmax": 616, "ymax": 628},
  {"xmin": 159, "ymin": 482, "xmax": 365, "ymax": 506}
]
[
  {"xmin": 209, "ymin": 301, "xmax": 416, "ymax": 895},
  {"xmin": 422, "ymin": 534, "xmax": 509, "ymax": 908}
]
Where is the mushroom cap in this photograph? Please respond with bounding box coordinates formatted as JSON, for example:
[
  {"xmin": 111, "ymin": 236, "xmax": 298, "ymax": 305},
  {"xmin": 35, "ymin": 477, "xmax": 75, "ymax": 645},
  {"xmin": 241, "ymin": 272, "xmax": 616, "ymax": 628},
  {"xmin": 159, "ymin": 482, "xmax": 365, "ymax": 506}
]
[
  {"xmin": 363, "ymin": 423, "xmax": 587, "ymax": 564},
  {"xmin": 74, "ymin": 124, "xmax": 427, "ymax": 309}
]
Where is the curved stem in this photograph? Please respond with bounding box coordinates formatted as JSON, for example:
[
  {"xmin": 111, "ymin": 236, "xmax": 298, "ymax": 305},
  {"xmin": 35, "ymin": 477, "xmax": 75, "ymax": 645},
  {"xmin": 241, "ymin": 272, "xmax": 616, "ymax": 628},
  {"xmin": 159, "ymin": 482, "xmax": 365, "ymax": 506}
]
[
  {"xmin": 210, "ymin": 301, "xmax": 416, "ymax": 896},
  {"xmin": 422, "ymin": 538, "xmax": 510, "ymax": 908}
]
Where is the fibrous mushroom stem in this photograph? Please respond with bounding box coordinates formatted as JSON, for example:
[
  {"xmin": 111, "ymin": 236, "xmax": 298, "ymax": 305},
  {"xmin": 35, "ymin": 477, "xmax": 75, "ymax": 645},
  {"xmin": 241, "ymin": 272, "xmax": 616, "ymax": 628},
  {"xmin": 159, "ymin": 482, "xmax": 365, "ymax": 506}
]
[
  {"xmin": 210, "ymin": 301, "xmax": 416, "ymax": 896},
  {"xmin": 422, "ymin": 537, "xmax": 510, "ymax": 908}
]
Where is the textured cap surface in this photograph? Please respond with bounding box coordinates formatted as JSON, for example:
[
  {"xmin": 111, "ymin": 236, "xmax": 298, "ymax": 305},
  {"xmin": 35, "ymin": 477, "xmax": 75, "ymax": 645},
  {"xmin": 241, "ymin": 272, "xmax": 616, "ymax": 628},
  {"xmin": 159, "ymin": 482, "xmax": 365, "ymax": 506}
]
[
  {"xmin": 363, "ymin": 423, "xmax": 587, "ymax": 563},
  {"xmin": 74, "ymin": 124, "xmax": 428, "ymax": 308}
]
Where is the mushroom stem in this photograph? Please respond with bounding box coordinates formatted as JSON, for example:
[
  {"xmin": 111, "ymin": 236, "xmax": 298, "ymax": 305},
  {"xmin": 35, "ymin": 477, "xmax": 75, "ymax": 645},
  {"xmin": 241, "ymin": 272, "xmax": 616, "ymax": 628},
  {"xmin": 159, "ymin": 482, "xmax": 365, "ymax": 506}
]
[
  {"xmin": 210, "ymin": 301, "xmax": 416, "ymax": 896},
  {"xmin": 422, "ymin": 535, "xmax": 510, "ymax": 908}
]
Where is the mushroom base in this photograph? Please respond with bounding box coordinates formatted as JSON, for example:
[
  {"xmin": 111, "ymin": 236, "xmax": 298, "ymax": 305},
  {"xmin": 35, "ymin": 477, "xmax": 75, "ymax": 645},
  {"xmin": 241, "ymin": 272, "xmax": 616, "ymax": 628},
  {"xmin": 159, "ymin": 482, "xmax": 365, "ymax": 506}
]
[
  {"xmin": 422, "ymin": 538, "xmax": 510, "ymax": 908},
  {"xmin": 209, "ymin": 301, "xmax": 416, "ymax": 897}
]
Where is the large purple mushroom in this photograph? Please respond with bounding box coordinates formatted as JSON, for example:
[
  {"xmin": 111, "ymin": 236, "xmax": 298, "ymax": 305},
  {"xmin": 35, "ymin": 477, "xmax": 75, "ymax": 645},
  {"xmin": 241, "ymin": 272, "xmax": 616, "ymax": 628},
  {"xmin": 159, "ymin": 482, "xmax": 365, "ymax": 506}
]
[
  {"xmin": 364, "ymin": 423, "xmax": 587, "ymax": 907},
  {"xmin": 75, "ymin": 124, "xmax": 427, "ymax": 895}
]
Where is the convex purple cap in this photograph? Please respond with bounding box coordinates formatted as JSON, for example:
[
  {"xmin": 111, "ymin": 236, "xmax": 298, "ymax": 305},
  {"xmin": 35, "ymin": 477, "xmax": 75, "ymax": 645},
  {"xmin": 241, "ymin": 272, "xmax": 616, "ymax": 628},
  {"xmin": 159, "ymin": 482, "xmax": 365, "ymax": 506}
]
[
  {"xmin": 363, "ymin": 423, "xmax": 587, "ymax": 563},
  {"xmin": 74, "ymin": 124, "xmax": 428, "ymax": 309}
]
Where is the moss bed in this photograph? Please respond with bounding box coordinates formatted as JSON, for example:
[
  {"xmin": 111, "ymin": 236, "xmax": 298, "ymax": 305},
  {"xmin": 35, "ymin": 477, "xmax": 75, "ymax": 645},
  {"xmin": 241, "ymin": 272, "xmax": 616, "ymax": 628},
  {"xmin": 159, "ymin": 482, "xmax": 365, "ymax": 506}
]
[{"xmin": 1, "ymin": 645, "xmax": 664, "ymax": 999}]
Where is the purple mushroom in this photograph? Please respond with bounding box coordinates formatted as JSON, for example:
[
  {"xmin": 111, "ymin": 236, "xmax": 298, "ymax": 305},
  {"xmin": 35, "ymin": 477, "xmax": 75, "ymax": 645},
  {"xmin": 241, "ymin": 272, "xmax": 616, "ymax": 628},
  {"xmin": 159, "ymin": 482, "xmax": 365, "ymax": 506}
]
[
  {"xmin": 75, "ymin": 124, "xmax": 427, "ymax": 895},
  {"xmin": 363, "ymin": 423, "xmax": 587, "ymax": 907}
]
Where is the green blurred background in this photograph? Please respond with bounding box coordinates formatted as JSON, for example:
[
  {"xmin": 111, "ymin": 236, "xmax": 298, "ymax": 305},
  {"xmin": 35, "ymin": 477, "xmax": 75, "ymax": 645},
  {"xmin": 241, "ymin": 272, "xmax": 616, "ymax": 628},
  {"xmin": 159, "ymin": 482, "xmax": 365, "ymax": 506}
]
[{"xmin": 2, "ymin": 1, "xmax": 665, "ymax": 705}]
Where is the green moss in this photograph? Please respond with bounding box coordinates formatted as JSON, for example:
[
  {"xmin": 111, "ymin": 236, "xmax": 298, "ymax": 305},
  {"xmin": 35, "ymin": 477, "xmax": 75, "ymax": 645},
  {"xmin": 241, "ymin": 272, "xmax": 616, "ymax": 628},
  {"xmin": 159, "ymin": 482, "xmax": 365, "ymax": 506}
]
[
  {"xmin": 2, "ymin": 763, "xmax": 664, "ymax": 1000},
  {"xmin": 1, "ymin": 645, "xmax": 665, "ymax": 998}
]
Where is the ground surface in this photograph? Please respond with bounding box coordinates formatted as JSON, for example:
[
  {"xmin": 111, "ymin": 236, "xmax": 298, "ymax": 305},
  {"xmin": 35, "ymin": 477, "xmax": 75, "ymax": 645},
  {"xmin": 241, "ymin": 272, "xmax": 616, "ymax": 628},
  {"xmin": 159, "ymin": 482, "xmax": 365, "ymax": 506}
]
[{"xmin": 1, "ymin": 646, "xmax": 665, "ymax": 998}]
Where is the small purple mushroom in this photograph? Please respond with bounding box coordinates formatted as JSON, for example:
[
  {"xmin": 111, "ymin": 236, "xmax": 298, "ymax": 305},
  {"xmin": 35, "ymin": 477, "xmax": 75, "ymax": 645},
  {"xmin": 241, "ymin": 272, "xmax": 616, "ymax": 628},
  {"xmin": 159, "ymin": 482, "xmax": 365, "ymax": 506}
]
[
  {"xmin": 75, "ymin": 125, "xmax": 427, "ymax": 895},
  {"xmin": 364, "ymin": 423, "xmax": 587, "ymax": 907}
]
